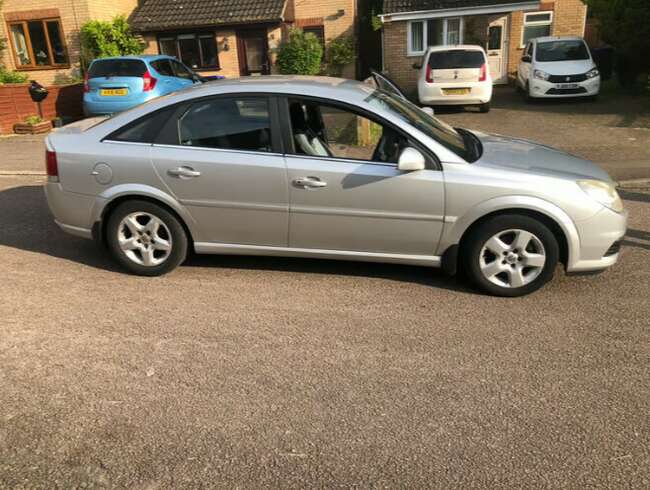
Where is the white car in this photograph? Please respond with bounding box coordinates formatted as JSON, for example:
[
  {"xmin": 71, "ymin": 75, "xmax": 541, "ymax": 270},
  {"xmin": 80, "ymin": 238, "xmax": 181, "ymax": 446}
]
[
  {"xmin": 517, "ymin": 36, "xmax": 600, "ymax": 100},
  {"xmin": 416, "ymin": 45, "xmax": 493, "ymax": 113}
]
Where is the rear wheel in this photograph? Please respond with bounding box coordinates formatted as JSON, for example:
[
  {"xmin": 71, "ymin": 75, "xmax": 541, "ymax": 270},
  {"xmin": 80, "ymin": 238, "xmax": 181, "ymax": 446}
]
[
  {"xmin": 106, "ymin": 200, "xmax": 188, "ymax": 276},
  {"xmin": 479, "ymin": 102, "xmax": 491, "ymax": 113},
  {"xmin": 462, "ymin": 215, "xmax": 559, "ymax": 297}
]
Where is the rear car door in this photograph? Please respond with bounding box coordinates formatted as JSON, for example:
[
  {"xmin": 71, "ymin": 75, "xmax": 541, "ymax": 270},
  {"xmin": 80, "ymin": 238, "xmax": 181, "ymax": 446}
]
[
  {"xmin": 150, "ymin": 59, "xmax": 180, "ymax": 94},
  {"xmin": 281, "ymin": 97, "xmax": 445, "ymax": 256},
  {"xmin": 518, "ymin": 43, "xmax": 534, "ymax": 86},
  {"xmin": 150, "ymin": 95, "xmax": 289, "ymax": 246},
  {"xmin": 169, "ymin": 59, "xmax": 197, "ymax": 89}
]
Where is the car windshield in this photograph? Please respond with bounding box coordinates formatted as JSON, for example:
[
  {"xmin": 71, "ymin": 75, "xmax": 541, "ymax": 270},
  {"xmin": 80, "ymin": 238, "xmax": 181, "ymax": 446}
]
[
  {"xmin": 428, "ymin": 50, "xmax": 485, "ymax": 69},
  {"xmin": 535, "ymin": 40, "xmax": 590, "ymax": 62},
  {"xmin": 88, "ymin": 59, "xmax": 147, "ymax": 78},
  {"xmin": 365, "ymin": 89, "xmax": 472, "ymax": 160}
]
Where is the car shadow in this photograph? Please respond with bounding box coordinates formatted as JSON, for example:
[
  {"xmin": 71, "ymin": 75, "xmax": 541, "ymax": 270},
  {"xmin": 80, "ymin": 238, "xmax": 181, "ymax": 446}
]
[{"xmin": 0, "ymin": 184, "xmax": 472, "ymax": 292}]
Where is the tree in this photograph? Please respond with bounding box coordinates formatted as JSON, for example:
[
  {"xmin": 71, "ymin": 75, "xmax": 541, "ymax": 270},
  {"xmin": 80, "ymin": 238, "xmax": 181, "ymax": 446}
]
[
  {"xmin": 583, "ymin": 0, "xmax": 650, "ymax": 86},
  {"xmin": 277, "ymin": 28, "xmax": 323, "ymax": 75},
  {"xmin": 326, "ymin": 37, "xmax": 355, "ymax": 76},
  {"xmin": 80, "ymin": 16, "xmax": 144, "ymax": 69}
]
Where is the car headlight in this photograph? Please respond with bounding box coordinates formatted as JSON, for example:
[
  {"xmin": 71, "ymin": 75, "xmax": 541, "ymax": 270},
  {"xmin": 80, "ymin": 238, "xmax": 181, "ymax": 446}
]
[
  {"xmin": 533, "ymin": 69, "xmax": 550, "ymax": 81},
  {"xmin": 577, "ymin": 180, "xmax": 624, "ymax": 213},
  {"xmin": 586, "ymin": 68, "xmax": 600, "ymax": 79}
]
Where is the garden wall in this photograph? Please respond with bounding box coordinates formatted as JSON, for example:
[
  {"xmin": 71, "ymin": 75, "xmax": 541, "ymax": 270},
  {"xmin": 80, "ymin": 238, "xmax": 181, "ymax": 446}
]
[{"xmin": 0, "ymin": 83, "xmax": 84, "ymax": 134}]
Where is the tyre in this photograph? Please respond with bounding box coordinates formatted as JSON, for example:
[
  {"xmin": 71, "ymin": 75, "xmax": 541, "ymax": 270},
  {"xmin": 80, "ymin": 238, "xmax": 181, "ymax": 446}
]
[
  {"xmin": 106, "ymin": 200, "xmax": 188, "ymax": 276},
  {"xmin": 479, "ymin": 102, "xmax": 491, "ymax": 113},
  {"xmin": 462, "ymin": 215, "xmax": 559, "ymax": 297}
]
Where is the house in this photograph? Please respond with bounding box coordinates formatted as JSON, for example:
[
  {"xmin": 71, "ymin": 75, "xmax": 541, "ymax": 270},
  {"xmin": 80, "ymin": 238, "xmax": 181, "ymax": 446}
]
[
  {"xmin": 0, "ymin": 0, "xmax": 138, "ymax": 84},
  {"xmin": 130, "ymin": 0, "xmax": 357, "ymax": 78},
  {"xmin": 379, "ymin": 0, "xmax": 588, "ymax": 93}
]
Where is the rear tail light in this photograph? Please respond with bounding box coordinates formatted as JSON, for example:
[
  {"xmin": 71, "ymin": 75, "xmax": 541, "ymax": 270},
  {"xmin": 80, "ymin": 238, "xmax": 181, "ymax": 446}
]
[
  {"xmin": 425, "ymin": 65, "xmax": 433, "ymax": 83},
  {"xmin": 479, "ymin": 63, "xmax": 487, "ymax": 82},
  {"xmin": 142, "ymin": 70, "xmax": 157, "ymax": 92},
  {"xmin": 83, "ymin": 72, "xmax": 89, "ymax": 93},
  {"xmin": 46, "ymin": 150, "xmax": 59, "ymax": 180}
]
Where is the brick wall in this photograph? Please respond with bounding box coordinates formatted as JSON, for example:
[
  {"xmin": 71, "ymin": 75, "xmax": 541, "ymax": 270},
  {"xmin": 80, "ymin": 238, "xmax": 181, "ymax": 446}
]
[
  {"xmin": 0, "ymin": 83, "xmax": 83, "ymax": 134},
  {"xmin": 1, "ymin": 0, "xmax": 137, "ymax": 85}
]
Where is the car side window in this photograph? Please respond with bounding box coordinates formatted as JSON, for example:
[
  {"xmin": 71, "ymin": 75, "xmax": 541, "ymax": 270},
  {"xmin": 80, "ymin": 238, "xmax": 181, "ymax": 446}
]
[
  {"xmin": 151, "ymin": 59, "xmax": 174, "ymax": 77},
  {"xmin": 106, "ymin": 106, "xmax": 177, "ymax": 143},
  {"xmin": 525, "ymin": 43, "xmax": 533, "ymax": 58},
  {"xmin": 178, "ymin": 96, "xmax": 272, "ymax": 152},
  {"xmin": 287, "ymin": 99, "xmax": 408, "ymax": 164},
  {"xmin": 171, "ymin": 60, "xmax": 194, "ymax": 80}
]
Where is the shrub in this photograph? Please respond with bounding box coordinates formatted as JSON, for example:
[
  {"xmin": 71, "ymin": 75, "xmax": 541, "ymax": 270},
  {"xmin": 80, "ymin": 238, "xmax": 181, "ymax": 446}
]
[
  {"xmin": 0, "ymin": 69, "xmax": 29, "ymax": 84},
  {"xmin": 326, "ymin": 37, "xmax": 355, "ymax": 76},
  {"xmin": 24, "ymin": 115, "xmax": 43, "ymax": 125},
  {"xmin": 277, "ymin": 28, "xmax": 323, "ymax": 75},
  {"xmin": 80, "ymin": 16, "xmax": 144, "ymax": 68}
]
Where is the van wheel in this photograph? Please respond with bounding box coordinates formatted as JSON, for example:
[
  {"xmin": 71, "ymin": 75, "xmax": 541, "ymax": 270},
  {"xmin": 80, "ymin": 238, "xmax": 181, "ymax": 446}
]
[
  {"xmin": 462, "ymin": 215, "xmax": 559, "ymax": 297},
  {"xmin": 106, "ymin": 200, "xmax": 188, "ymax": 276},
  {"xmin": 479, "ymin": 102, "xmax": 491, "ymax": 113}
]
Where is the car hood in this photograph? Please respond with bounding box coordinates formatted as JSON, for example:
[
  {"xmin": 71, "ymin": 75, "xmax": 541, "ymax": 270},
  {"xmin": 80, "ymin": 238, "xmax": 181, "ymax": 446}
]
[
  {"xmin": 472, "ymin": 131, "xmax": 612, "ymax": 182},
  {"xmin": 534, "ymin": 59, "xmax": 595, "ymax": 75}
]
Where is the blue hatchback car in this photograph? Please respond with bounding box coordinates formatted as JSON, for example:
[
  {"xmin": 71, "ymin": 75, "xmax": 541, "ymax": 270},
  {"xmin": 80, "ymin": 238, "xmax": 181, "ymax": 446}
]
[{"xmin": 83, "ymin": 55, "xmax": 215, "ymax": 116}]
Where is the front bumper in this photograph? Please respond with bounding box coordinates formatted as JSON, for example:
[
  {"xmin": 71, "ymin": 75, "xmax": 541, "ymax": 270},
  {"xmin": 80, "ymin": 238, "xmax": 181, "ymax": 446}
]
[
  {"xmin": 567, "ymin": 206, "xmax": 628, "ymax": 273},
  {"xmin": 529, "ymin": 76, "xmax": 600, "ymax": 98}
]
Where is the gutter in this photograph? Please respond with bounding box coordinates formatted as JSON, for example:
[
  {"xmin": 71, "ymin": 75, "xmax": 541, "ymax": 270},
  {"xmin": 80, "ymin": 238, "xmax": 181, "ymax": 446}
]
[{"xmin": 379, "ymin": 1, "xmax": 540, "ymax": 22}]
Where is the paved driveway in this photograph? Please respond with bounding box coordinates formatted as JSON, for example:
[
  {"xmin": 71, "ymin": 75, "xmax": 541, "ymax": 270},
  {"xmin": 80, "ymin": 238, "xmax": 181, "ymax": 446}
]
[
  {"xmin": 0, "ymin": 86, "xmax": 649, "ymax": 180},
  {"xmin": 1, "ymin": 175, "xmax": 649, "ymax": 487}
]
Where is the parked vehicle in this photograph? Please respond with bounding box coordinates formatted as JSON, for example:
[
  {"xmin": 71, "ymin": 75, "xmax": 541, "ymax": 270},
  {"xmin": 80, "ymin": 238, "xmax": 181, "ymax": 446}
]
[
  {"xmin": 416, "ymin": 45, "xmax": 492, "ymax": 112},
  {"xmin": 83, "ymin": 55, "xmax": 210, "ymax": 116},
  {"xmin": 517, "ymin": 36, "xmax": 600, "ymax": 100},
  {"xmin": 46, "ymin": 75, "xmax": 626, "ymax": 296}
]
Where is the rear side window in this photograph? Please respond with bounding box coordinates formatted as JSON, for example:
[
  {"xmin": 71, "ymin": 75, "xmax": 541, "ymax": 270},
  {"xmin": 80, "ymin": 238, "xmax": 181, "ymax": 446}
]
[
  {"xmin": 150, "ymin": 59, "xmax": 174, "ymax": 77},
  {"xmin": 428, "ymin": 50, "xmax": 485, "ymax": 69},
  {"xmin": 106, "ymin": 106, "xmax": 176, "ymax": 143},
  {"xmin": 88, "ymin": 59, "xmax": 147, "ymax": 79},
  {"xmin": 178, "ymin": 97, "xmax": 272, "ymax": 152}
]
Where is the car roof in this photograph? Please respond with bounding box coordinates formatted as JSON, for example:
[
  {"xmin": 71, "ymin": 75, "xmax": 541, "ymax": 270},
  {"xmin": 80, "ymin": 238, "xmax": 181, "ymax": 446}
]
[
  {"xmin": 90, "ymin": 55, "xmax": 175, "ymax": 63},
  {"xmin": 425, "ymin": 44, "xmax": 486, "ymax": 53},
  {"xmin": 532, "ymin": 36, "xmax": 585, "ymax": 43}
]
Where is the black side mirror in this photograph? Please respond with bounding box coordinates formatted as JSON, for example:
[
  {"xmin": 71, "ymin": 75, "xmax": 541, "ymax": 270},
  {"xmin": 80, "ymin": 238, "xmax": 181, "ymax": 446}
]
[
  {"xmin": 412, "ymin": 62, "xmax": 422, "ymax": 70},
  {"xmin": 522, "ymin": 55, "xmax": 532, "ymax": 63}
]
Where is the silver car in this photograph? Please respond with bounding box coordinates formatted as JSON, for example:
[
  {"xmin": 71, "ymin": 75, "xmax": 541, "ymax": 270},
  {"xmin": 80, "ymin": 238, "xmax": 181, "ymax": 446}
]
[{"xmin": 44, "ymin": 75, "xmax": 627, "ymax": 296}]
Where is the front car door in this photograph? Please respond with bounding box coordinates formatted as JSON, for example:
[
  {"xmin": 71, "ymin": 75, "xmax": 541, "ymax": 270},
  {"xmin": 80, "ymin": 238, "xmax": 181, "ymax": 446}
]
[
  {"xmin": 281, "ymin": 96, "xmax": 445, "ymax": 257},
  {"xmin": 150, "ymin": 95, "xmax": 289, "ymax": 246},
  {"xmin": 518, "ymin": 42, "xmax": 534, "ymax": 87}
]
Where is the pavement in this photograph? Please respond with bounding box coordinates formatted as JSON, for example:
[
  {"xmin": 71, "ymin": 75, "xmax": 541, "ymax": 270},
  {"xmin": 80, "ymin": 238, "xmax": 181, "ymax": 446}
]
[
  {"xmin": 1, "ymin": 174, "xmax": 649, "ymax": 488},
  {"xmin": 1, "ymin": 86, "xmax": 648, "ymax": 181}
]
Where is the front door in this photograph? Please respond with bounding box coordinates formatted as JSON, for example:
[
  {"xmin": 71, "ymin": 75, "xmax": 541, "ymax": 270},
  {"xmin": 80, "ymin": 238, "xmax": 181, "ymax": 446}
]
[
  {"xmin": 282, "ymin": 97, "xmax": 445, "ymax": 256},
  {"xmin": 237, "ymin": 29, "xmax": 270, "ymax": 76},
  {"xmin": 487, "ymin": 17, "xmax": 508, "ymax": 84}
]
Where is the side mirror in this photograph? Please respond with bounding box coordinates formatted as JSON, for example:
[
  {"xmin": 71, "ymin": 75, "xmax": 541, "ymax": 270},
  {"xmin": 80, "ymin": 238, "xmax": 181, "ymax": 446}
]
[
  {"xmin": 412, "ymin": 62, "xmax": 422, "ymax": 70},
  {"xmin": 397, "ymin": 147, "xmax": 426, "ymax": 172},
  {"xmin": 522, "ymin": 55, "xmax": 532, "ymax": 63},
  {"xmin": 420, "ymin": 106, "xmax": 434, "ymax": 116}
]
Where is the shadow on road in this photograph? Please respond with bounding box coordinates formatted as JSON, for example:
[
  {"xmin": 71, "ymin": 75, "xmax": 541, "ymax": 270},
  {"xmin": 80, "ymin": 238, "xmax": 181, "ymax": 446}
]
[{"xmin": 0, "ymin": 184, "xmax": 471, "ymax": 292}]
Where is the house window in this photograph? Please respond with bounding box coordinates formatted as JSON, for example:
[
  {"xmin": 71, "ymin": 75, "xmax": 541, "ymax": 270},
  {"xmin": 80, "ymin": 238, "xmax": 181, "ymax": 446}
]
[
  {"xmin": 407, "ymin": 18, "xmax": 464, "ymax": 56},
  {"xmin": 522, "ymin": 11, "xmax": 553, "ymax": 46},
  {"xmin": 303, "ymin": 26, "xmax": 325, "ymax": 48},
  {"xmin": 158, "ymin": 33, "xmax": 220, "ymax": 70},
  {"xmin": 8, "ymin": 18, "xmax": 68, "ymax": 68}
]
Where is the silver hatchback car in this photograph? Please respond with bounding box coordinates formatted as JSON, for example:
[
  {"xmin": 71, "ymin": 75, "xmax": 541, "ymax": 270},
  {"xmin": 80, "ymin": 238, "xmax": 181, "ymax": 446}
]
[{"xmin": 44, "ymin": 75, "xmax": 627, "ymax": 296}]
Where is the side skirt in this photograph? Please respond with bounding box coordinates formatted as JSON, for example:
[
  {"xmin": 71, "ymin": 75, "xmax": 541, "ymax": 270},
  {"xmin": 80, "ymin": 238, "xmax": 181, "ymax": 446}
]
[{"xmin": 193, "ymin": 242, "xmax": 441, "ymax": 268}]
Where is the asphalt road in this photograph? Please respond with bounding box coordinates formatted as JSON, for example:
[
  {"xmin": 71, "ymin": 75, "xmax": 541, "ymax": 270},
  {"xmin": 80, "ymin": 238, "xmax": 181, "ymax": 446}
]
[{"xmin": 1, "ymin": 176, "xmax": 649, "ymax": 488}]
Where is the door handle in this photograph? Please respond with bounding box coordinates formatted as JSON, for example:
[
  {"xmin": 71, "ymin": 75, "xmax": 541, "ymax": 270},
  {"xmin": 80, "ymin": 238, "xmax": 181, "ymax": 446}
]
[
  {"xmin": 293, "ymin": 177, "xmax": 327, "ymax": 189},
  {"xmin": 168, "ymin": 166, "xmax": 201, "ymax": 178}
]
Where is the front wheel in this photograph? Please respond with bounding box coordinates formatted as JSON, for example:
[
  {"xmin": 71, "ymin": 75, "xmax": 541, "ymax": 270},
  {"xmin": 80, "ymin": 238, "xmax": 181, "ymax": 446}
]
[
  {"xmin": 462, "ymin": 215, "xmax": 559, "ymax": 297},
  {"xmin": 106, "ymin": 200, "xmax": 188, "ymax": 276}
]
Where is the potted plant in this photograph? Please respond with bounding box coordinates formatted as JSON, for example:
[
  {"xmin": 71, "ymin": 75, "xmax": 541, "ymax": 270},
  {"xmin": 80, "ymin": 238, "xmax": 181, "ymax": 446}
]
[{"xmin": 13, "ymin": 114, "xmax": 53, "ymax": 135}]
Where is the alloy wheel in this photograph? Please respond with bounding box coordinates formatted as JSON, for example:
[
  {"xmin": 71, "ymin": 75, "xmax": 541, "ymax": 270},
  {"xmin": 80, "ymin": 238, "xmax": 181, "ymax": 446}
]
[{"xmin": 117, "ymin": 212, "xmax": 172, "ymax": 267}]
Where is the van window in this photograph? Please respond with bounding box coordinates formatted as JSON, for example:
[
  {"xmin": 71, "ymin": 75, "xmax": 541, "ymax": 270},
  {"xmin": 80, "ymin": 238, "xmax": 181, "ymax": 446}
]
[
  {"xmin": 88, "ymin": 59, "xmax": 147, "ymax": 79},
  {"xmin": 428, "ymin": 50, "xmax": 485, "ymax": 69}
]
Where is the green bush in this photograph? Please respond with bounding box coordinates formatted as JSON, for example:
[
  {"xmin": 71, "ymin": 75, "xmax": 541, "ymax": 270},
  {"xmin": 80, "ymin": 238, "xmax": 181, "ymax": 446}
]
[
  {"xmin": 326, "ymin": 37, "xmax": 355, "ymax": 76},
  {"xmin": 80, "ymin": 16, "xmax": 144, "ymax": 67},
  {"xmin": 0, "ymin": 69, "xmax": 29, "ymax": 84},
  {"xmin": 277, "ymin": 28, "xmax": 323, "ymax": 75}
]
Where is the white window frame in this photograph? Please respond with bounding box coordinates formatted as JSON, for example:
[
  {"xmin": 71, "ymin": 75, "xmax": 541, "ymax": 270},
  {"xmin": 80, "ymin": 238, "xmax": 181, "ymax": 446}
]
[
  {"xmin": 521, "ymin": 11, "xmax": 553, "ymax": 48},
  {"xmin": 407, "ymin": 17, "xmax": 465, "ymax": 56}
]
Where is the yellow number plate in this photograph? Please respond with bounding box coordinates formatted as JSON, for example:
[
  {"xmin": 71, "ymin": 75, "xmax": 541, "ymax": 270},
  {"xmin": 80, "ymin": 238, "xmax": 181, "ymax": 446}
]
[
  {"xmin": 100, "ymin": 88, "xmax": 128, "ymax": 96},
  {"xmin": 442, "ymin": 88, "xmax": 471, "ymax": 96}
]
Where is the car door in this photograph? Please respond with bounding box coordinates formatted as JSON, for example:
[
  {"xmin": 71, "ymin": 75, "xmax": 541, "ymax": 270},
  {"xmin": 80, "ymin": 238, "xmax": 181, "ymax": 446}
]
[
  {"xmin": 518, "ymin": 42, "xmax": 534, "ymax": 86},
  {"xmin": 150, "ymin": 95, "xmax": 289, "ymax": 246},
  {"xmin": 169, "ymin": 59, "xmax": 197, "ymax": 90},
  {"xmin": 149, "ymin": 59, "xmax": 179, "ymax": 95},
  {"xmin": 281, "ymin": 97, "xmax": 445, "ymax": 256}
]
